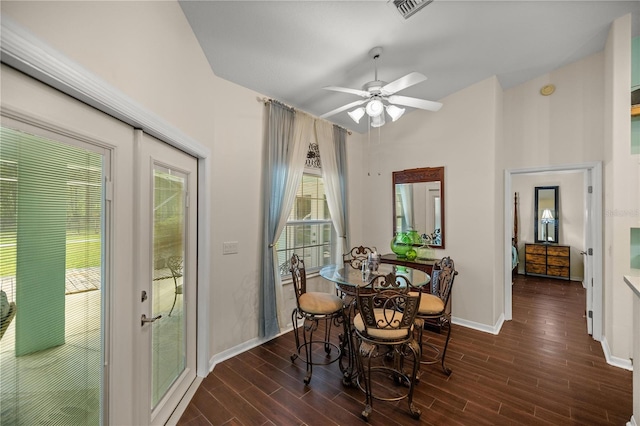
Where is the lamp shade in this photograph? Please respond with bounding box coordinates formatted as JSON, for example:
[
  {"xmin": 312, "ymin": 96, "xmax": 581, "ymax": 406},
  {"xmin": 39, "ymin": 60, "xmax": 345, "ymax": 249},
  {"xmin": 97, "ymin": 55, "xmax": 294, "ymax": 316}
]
[
  {"xmin": 386, "ymin": 105, "xmax": 405, "ymax": 121},
  {"xmin": 541, "ymin": 209, "xmax": 554, "ymax": 222},
  {"xmin": 347, "ymin": 107, "xmax": 365, "ymax": 123}
]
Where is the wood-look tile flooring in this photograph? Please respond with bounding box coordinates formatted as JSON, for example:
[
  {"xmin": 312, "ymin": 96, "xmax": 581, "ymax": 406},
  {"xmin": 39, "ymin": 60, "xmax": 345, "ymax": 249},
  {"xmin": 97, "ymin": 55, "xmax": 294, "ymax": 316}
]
[{"xmin": 178, "ymin": 275, "xmax": 632, "ymax": 425}]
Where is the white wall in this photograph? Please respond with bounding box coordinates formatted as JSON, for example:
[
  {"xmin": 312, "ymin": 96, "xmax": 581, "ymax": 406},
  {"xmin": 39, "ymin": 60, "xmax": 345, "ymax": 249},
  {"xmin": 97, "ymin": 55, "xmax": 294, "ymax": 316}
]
[
  {"xmin": 503, "ymin": 52, "xmax": 606, "ymax": 167},
  {"xmin": 351, "ymin": 76, "xmax": 503, "ymax": 328},
  {"xmin": 512, "ymin": 172, "xmax": 585, "ymax": 281},
  {"xmin": 604, "ymin": 14, "xmax": 636, "ymax": 361},
  {"xmin": 0, "ymin": 1, "xmax": 269, "ymax": 360}
]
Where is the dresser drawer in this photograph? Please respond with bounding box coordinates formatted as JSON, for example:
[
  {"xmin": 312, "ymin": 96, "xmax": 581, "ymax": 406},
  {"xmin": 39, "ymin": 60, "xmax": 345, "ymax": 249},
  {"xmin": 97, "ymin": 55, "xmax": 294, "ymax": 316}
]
[
  {"xmin": 526, "ymin": 263, "xmax": 547, "ymax": 275},
  {"xmin": 547, "ymin": 256, "xmax": 570, "ymax": 267},
  {"xmin": 547, "ymin": 266, "xmax": 569, "ymax": 278},
  {"xmin": 526, "ymin": 245, "xmax": 546, "ymax": 255},
  {"xmin": 547, "ymin": 246, "xmax": 569, "ymax": 257},
  {"xmin": 526, "ymin": 254, "xmax": 546, "ymax": 265}
]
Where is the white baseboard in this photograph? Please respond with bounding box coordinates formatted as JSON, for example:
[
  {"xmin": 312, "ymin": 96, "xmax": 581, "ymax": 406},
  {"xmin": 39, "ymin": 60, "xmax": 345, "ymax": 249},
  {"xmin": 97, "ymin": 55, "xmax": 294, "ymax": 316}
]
[
  {"xmin": 453, "ymin": 313, "xmax": 504, "ymax": 335},
  {"xmin": 208, "ymin": 325, "xmax": 295, "ymax": 372},
  {"xmin": 600, "ymin": 336, "xmax": 633, "ymax": 371},
  {"xmin": 627, "ymin": 415, "xmax": 637, "ymax": 426}
]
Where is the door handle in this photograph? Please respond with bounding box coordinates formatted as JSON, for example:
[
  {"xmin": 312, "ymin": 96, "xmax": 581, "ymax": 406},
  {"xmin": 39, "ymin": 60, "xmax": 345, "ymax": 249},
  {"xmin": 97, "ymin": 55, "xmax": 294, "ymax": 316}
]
[
  {"xmin": 580, "ymin": 251, "xmax": 587, "ymax": 255},
  {"xmin": 141, "ymin": 314, "xmax": 162, "ymax": 326}
]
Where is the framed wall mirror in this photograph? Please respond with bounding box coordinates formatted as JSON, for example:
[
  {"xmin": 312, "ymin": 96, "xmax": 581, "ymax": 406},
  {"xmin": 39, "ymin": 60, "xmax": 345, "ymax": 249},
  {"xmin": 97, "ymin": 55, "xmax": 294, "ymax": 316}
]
[
  {"xmin": 392, "ymin": 166, "xmax": 445, "ymax": 248},
  {"xmin": 534, "ymin": 186, "xmax": 559, "ymax": 243}
]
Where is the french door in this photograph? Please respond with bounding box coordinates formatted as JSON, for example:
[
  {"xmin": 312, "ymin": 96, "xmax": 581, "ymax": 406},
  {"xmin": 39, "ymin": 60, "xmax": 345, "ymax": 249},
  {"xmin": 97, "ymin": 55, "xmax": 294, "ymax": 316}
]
[
  {"xmin": 1, "ymin": 64, "xmax": 198, "ymax": 425},
  {"xmin": 135, "ymin": 130, "xmax": 197, "ymax": 425}
]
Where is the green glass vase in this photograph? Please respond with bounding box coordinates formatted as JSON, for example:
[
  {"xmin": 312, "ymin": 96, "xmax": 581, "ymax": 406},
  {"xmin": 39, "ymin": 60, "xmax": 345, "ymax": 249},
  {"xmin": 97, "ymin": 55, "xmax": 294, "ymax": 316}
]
[
  {"xmin": 390, "ymin": 232, "xmax": 412, "ymax": 258},
  {"xmin": 406, "ymin": 229, "xmax": 422, "ymax": 245}
]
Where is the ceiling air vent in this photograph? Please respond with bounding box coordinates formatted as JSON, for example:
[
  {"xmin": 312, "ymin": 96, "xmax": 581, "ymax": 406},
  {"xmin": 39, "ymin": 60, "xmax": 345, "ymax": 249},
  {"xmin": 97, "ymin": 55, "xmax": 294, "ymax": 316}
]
[{"xmin": 393, "ymin": 0, "xmax": 433, "ymax": 19}]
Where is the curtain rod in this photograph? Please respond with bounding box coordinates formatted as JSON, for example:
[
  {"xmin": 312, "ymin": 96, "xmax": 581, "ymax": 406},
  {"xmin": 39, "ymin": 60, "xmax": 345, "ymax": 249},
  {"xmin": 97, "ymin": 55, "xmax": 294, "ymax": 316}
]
[{"xmin": 256, "ymin": 97, "xmax": 352, "ymax": 135}]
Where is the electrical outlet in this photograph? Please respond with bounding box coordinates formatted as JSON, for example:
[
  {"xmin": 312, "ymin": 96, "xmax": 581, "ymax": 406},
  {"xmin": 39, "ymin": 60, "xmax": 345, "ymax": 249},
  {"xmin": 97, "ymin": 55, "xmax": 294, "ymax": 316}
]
[{"xmin": 222, "ymin": 241, "xmax": 238, "ymax": 255}]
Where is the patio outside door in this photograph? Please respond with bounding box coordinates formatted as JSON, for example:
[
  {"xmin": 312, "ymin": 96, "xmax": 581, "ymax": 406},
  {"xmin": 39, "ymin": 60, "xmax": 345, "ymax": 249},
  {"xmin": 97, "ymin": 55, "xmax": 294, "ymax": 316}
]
[
  {"xmin": 135, "ymin": 131, "xmax": 197, "ymax": 425},
  {"xmin": 2, "ymin": 65, "xmax": 200, "ymax": 425}
]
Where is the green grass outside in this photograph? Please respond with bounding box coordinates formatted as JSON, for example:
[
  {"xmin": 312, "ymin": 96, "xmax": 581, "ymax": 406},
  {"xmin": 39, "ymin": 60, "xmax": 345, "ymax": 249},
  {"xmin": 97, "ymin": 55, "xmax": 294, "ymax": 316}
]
[{"xmin": 0, "ymin": 231, "xmax": 101, "ymax": 277}]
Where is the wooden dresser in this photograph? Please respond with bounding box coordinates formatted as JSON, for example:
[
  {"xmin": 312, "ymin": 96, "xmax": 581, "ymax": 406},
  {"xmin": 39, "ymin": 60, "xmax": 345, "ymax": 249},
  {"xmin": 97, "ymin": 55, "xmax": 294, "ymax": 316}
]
[{"xmin": 525, "ymin": 243, "xmax": 570, "ymax": 280}]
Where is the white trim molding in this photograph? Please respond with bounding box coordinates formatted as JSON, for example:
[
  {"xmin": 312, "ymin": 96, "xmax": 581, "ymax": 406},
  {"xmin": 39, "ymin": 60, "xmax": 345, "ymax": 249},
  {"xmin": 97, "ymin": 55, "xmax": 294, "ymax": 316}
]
[
  {"xmin": 0, "ymin": 16, "xmax": 209, "ymax": 158},
  {"xmin": 453, "ymin": 314, "xmax": 504, "ymax": 336},
  {"xmin": 600, "ymin": 336, "xmax": 633, "ymax": 371},
  {"xmin": 504, "ymin": 162, "xmax": 603, "ymax": 341},
  {"xmin": 208, "ymin": 325, "xmax": 295, "ymax": 372},
  {"xmin": 1, "ymin": 15, "xmax": 212, "ymax": 378}
]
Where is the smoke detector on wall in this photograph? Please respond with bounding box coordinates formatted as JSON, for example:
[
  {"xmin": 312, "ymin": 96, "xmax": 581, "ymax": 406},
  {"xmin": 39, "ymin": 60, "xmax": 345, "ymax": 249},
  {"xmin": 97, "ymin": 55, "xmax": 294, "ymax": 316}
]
[{"xmin": 392, "ymin": 0, "xmax": 434, "ymax": 19}]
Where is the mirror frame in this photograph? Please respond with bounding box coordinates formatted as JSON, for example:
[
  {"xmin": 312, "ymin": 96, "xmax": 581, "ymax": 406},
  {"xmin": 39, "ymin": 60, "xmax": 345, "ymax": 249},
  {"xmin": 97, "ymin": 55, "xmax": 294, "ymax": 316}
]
[
  {"xmin": 392, "ymin": 166, "xmax": 445, "ymax": 249},
  {"xmin": 534, "ymin": 185, "xmax": 559, "ymax": 244}
]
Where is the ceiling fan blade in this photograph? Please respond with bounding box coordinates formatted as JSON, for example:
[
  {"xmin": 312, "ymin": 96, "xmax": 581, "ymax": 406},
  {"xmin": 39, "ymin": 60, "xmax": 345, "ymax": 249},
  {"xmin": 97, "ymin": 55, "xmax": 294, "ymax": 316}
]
[
  {"xmin": 323, "ymin": 86, "xmax": 370, "ymax": 97},
  {"xmin": 320, "ymin": 99, "xmax": 367, "ymax": 119},
  {"xmin": 387, "ymin": 95, "xmax": 443, "ymax": 112},
  {"xmin": 380, "ymin": 72, "xmax": 427, "ymax": 96}
]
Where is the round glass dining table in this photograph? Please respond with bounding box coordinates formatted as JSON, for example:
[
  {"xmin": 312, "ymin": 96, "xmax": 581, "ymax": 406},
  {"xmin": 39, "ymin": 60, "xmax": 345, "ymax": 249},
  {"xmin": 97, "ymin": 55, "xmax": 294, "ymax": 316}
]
[
  {"xmin": 319, "ymin": 262, "xmax": 430, "ymax": 386},
  {"xmin": 319, "ymin": 263, "xmax": 430, "ymax": 295}
]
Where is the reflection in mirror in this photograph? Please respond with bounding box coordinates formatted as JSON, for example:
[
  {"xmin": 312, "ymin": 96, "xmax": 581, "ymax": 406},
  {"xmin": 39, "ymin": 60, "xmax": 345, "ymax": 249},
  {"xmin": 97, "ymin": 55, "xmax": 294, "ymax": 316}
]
[
  {"xmin": 534, "ymin": 186, "xmax": 559, "ymax": 243},
  {"xmin": 392, "ymin": 166, "xmax": 445, "ymax": 248}
]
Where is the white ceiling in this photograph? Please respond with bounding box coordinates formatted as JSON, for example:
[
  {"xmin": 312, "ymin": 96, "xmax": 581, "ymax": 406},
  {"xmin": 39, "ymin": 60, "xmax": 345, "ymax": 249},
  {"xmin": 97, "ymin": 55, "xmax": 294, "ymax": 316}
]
[{"xmin": 179, "ymin": 1, "xmax": 639, "ymax": 133}]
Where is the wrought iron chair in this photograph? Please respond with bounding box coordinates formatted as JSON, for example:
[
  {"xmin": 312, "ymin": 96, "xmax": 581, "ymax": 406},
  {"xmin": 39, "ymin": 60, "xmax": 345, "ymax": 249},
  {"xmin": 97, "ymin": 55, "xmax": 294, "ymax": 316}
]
[
  {"xmin": 413, "ymin": 256, "xmax": 458, "ymax": 376},
  {"xmin": 343, "ymin": 246, "xmax": 377, "ymax": 270},
  {"xmin": 290, "ymin": 253, "xmax": 344, "ymax": 385},
  {"xmin": 340, "ymin": 246, "xmax": 377, "ymax": 301},
  {"xmin": 167, "ymin": 256, "xmax": 183, "ymax": 317},
  {"xmin": 353, "ymin": 272, "xmax": 422, "ymax": 421}
]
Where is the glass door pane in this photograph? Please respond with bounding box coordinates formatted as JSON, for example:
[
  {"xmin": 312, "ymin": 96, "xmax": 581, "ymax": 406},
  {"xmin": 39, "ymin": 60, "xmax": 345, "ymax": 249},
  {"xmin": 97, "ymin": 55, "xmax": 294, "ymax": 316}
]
[
  {"xmin": 0, "ymin": 126, "xmax": 104, "ymax": 425},
  {"xmin": 151, "ymin": 165, "xmax": 186, "ymax": 408}
]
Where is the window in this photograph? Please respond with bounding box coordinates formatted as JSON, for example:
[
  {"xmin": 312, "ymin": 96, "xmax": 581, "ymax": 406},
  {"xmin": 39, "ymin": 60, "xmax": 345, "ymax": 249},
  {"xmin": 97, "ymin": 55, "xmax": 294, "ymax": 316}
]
[{"xmin": 276, "ymin": 172, "xmax": 333, "ymax": 276}]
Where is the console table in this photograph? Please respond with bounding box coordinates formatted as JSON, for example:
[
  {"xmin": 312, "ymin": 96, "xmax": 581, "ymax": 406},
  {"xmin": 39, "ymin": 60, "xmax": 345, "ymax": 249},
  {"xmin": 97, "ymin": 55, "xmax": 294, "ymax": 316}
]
[
  {"xmin": 524, "ymin": 243, "xmax": 570, "ymax": 280},
  {"xmin": 380, "ymin": 253, "xmax": 436, "ymax": 274}
]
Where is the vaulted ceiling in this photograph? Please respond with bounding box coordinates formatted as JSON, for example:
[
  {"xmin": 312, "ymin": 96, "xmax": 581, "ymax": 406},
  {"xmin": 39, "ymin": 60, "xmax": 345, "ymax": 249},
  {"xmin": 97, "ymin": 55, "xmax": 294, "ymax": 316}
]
[{"xmin": 180, "ymin": 1, "xmax": 639, "ymax": 133}]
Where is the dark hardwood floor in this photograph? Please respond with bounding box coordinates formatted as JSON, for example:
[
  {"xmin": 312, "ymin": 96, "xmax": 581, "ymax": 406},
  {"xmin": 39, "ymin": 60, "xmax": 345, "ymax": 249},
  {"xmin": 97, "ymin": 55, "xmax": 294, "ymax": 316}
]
[{"xmin": 178, "ymin": 275, "xmax": 632, "ymax": 425}]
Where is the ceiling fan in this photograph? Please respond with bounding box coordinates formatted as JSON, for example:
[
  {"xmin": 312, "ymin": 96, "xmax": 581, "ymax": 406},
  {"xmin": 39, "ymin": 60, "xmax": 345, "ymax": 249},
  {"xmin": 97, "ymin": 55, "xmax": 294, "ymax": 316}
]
[{"xmin": 320, "ymin": 47, "xmax": 443, "ymax": 127}]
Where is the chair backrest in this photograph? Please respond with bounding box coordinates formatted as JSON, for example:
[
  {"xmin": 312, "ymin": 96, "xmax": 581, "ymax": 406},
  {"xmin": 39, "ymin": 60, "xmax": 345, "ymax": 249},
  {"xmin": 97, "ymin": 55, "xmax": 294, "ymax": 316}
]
[
  {"xmin": 289, "ymin": 253, "xmax": 306, "ymax": 309},
  {"xmin": 167, "ymin": 255, "xmax": 183, "ymax": 279},
  {"xmin": 432, "ymin": 257, "xmax": 457, "ymax": 304},
  {"xmin": 343, "ymin": 246, "xmax": 377, "ymax": 269},
  {"xmin": 356, "ymin": 273, "xmax": 421, "ymax": 340}
]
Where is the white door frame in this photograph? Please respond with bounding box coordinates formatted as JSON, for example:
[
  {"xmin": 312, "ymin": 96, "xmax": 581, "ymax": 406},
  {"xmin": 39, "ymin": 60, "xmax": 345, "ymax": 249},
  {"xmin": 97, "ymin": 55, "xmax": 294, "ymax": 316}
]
[
  {"xmin": 504, "ymin": 162, "xmax": 603, "ymax": 341},
  {"xmin": 1, "ymin": 15, "xmax": 212, "ymax": 421}
]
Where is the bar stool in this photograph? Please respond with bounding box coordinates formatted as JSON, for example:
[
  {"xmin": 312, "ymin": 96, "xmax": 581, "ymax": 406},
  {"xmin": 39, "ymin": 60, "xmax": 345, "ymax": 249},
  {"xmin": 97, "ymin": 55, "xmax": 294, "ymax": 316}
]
[
  {"xmin": 290, "ymin": 253, "xmax": 344, "ymax": 385},
  {"xmin": 413, "ymin": 256, "xmax": 457, "ymax": 376},
  {"xmin": 353, "ymin": 272, "xmax": 422, "ymax": 421}
]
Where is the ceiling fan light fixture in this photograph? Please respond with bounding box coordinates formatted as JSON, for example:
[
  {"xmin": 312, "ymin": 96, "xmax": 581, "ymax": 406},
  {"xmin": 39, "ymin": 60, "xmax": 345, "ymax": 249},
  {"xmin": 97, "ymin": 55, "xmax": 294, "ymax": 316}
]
[
  {"xmin": 347, "ymin": 107, "xmax": 365, "ymax": 123},
  {"xmin": 371, "ymin": 112, "xmax": 386, "ymax": 128},
  {"xmin": 386, "ymin": 105, "xmax": 405, "ymax": 121},
  {"xmin": 365, "ymin": 98, "xmax": 384, "ymax": 117}
]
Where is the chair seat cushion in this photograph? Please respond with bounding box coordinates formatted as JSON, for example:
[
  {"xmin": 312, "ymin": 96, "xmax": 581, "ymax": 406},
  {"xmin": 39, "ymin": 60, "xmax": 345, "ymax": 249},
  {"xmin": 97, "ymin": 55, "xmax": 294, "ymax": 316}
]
[
  {"xmin": 411, "ymin": 292, "xmax": 444, "ymax": 315},
  {"xmin": 353, "ymin": 310, "xmax": 411, "ymax": 340},
  {"xmin": 299, "ymin": 292, "xmax": 343, "ymax": 315}
]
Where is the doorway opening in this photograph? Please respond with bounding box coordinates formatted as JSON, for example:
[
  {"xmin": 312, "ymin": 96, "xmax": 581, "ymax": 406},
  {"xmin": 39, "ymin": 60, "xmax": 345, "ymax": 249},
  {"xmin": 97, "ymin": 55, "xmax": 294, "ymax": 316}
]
[{"xmin": 504, "ymin": 162, "xmax": 603, "ymax": 341}]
